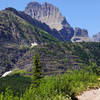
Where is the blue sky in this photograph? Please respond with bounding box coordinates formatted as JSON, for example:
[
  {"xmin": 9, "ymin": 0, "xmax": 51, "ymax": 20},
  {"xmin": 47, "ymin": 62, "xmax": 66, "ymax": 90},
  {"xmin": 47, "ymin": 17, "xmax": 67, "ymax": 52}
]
[{"xmin": 0, "ymin": 0, "xmax": 100, "ymax": 37}]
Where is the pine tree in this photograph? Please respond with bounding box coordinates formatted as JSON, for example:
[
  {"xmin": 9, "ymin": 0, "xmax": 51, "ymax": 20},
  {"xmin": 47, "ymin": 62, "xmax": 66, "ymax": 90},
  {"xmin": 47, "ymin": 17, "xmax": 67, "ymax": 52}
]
[{"xmin": 31, "ymin": 53, "xmax": 42, "ymax": 88}]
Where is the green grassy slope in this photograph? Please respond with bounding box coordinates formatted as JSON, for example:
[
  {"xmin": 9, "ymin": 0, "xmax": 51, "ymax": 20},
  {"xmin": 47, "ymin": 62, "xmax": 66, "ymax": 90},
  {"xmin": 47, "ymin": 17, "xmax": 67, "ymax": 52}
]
[{"xmin": 0, "ymin": 69, "xmax": 100, "ymax": 100}]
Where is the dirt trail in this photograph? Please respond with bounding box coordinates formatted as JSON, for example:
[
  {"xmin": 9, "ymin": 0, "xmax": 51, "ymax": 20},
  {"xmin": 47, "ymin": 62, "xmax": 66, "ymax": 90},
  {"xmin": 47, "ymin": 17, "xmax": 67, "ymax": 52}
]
[{"xmin": 77, "ymin": 88, "xmax": 100, "ymax": 100}]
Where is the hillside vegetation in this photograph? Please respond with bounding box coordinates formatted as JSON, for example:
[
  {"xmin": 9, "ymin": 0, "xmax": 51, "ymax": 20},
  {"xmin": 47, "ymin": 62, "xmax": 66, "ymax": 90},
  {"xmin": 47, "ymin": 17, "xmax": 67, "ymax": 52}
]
[
  {"xmin": 15, "ymin": 42, "xmax": 100, "ymax": 75},
  {"xmin": 1, "ymin": 42, "xmax": 100, "ymax": 76},
  {"xmin": 1, "ymin": 52, "xmax": 100, "ymax": 100}
]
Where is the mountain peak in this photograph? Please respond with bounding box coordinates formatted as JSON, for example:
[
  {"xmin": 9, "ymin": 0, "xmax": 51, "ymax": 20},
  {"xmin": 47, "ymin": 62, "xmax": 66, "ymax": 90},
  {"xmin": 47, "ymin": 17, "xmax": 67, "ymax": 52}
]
[
  {"xmin": 27, "ymin": 2, "xmax": 41, "ymax": 7},
  {"xmin": 25, "ymin": 2, "xmax": 70, "ymax": 31}
]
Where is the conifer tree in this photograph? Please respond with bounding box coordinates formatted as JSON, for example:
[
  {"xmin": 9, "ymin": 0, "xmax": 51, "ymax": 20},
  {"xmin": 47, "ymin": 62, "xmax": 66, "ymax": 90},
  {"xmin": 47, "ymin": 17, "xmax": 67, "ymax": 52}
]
[{"xmin": 31, "ymin": 53, "xmax": 42, "ymax": 88}]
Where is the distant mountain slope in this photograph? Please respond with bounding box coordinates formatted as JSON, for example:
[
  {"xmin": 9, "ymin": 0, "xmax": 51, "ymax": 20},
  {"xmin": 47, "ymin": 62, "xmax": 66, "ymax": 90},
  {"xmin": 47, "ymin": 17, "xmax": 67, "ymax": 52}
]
[
  {"xmin": 0, "ymin": 9, "xmax": 59, "ymax": 45},
  {"xmin": 25, "ymin": 2, "xmax": 74, "ymax": 41},
  {"xmin": 0, "ymin": 9, "xmax": 59, "ymax": 76},
  {"xmin": 5, "ymin": 7, "xmax": 64, "ymax": 41},
  {"xmin": 4, "ymin": 2, "xmax": 99, "ymax": 43}
]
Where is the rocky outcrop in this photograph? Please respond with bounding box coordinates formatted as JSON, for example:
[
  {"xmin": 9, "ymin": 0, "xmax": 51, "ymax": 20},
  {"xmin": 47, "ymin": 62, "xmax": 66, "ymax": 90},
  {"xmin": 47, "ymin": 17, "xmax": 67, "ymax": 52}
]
[
  {"xmin": 92, "ymin": 32, "xmax": 100, "ymax": 42},
  {"xmin": 74, "ymin": 28, "xmax": 89, "ymax": 37},
  {"xmin": 25, "ymin": 2, "xmax": 74, "ymax": 41},
  {"xmin": 72, "ymin": 27, "xmax": 90, "ymax": 42}
]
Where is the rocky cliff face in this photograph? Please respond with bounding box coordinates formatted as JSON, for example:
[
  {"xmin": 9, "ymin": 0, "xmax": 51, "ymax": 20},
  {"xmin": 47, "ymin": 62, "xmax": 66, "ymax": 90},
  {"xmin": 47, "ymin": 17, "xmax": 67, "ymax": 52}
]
[
  {"xmin": 25, "ymin": 2, "xmax": 74, "ymax": 41},
  {"xmin": 72, "ymin": 27, "xmax": 90, "ymax": 42}
]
